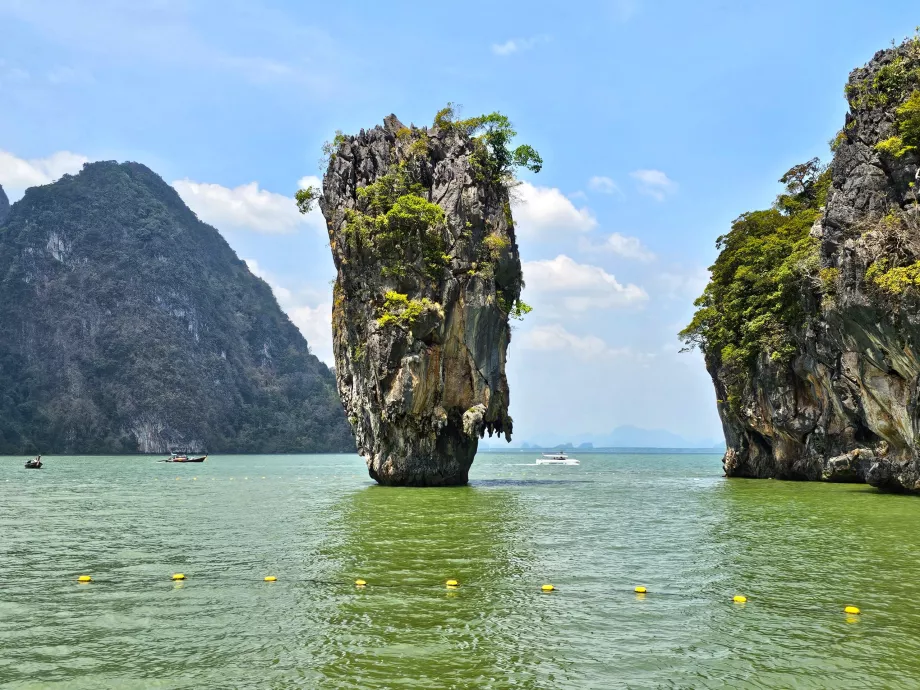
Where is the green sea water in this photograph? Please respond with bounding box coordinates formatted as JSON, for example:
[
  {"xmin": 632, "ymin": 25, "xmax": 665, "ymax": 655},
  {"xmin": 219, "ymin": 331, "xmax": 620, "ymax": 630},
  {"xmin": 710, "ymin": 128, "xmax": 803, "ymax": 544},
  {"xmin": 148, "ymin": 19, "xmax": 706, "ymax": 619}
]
[{"xmin": 2, "ymin": 452, "xmax": 920, "ymax": 689}]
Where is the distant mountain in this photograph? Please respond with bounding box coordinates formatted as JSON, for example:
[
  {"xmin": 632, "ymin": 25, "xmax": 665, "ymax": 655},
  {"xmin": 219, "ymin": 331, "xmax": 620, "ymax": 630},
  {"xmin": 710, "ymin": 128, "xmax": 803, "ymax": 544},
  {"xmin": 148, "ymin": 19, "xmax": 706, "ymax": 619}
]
[
  {"xmin": 517, "ymin": 425, "xmax": 724, "ymax": 449},
  {"xmin": 0, "ymin": 161, "xmax": 354, "ymax": 454},
  {"xmin": 589, "ymin": 425, "xmax": 722, "ymax": 448}
]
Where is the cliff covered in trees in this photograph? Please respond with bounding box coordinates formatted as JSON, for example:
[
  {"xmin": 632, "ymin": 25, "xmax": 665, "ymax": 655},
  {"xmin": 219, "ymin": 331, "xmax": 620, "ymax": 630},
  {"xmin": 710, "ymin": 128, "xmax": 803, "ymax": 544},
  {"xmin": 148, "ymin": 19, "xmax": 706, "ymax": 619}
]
[
  {"xmin": 683, "ymin": 34, "xmax": 920, "ymax": 492},
  {"xmin": 313, "ymin": 109, "xmax": 537, "ymax": 485},
  {"xmin": 0, "ymin": 162, "xmax": 353, "ymax": 454}
]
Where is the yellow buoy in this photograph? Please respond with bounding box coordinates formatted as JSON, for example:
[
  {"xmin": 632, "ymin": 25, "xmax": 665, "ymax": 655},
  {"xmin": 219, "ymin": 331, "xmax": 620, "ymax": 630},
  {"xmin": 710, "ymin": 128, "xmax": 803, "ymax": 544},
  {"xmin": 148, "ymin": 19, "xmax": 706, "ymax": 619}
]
[
  {"xmin": 264, "ymin": 576, "xmax": 277, "ymax": 582},
  {"xmin": 635, "ymin": 586, "xmax": 647, "ymax": 594},
  {"xmin": 446, "ymin": 579, "xmax": 459, "ymax": 587},
  {"xmin": 541, "ymin": 584, "xmax": 555, "ymax": 592},
  {"xmin": 733, "ymin": 595, "xmax": 747, "ymax": 603},
  {"xmin": 172, "ymin": 573, "xmax": 186, "ymax": 581},
  {"xmin": 844, "ymin": 606, "xmax": 861, "ymax": 615},
  {"xmin": 355, "ymin": 579, "xmax": 366, "ymax": 586},
  {"xmin": 78, "ymin": 575, "xmax": 92, "ymax": 583}
]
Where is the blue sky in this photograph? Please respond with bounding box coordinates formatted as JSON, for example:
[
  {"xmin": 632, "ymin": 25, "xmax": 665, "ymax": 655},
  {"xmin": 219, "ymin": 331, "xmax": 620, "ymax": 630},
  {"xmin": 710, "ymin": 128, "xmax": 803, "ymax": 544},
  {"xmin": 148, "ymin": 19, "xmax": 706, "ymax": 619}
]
[{"xmin": 0, "ymin": 0, "xmax": 916, "ymax": 445}]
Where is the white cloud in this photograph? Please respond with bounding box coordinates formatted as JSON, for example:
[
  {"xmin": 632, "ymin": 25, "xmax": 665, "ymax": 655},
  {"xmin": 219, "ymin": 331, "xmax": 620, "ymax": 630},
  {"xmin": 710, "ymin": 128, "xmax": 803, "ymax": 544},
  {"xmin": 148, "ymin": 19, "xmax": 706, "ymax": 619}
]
[
  {"xmin": 0, "ymin": 150, "xmax": 88, "ymax": 198},
  {"xmin": 512, "ymin": 182, "xmax": 596, "ymax": 238},
  {"xmin": 579, "ymin": 232, "xmax": 655, "ymax": 262},
  {"xmin": 245, "ymin": 259, "xmax": 333, "ymax": 364},
  {"xmin": 173, "ymin": 176, "xmax": 325, "ymax": 234},
  {"xmin": 587, "ymin": 176, "xmax": 621, "ymax": 195},
  {"xmin": 491, "ymin": 35, "xmax": 548, "ymax": 56},
  {"xmin": 630, "ymin": 169, "xmax": 677, "ymax": 201},
  {"xmin": 523, "ymin": 254, "xmax": 648, "ymax": 311},
  {"xmin": 518, "ymin": 324, "xmax": 638, "ymax": 360}
]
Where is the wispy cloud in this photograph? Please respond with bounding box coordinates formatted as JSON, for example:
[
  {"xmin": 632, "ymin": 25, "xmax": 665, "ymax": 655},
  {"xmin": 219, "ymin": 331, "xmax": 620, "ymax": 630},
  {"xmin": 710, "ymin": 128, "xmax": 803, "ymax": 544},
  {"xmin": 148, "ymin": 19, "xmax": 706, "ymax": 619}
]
[
  {"xmin": 0, "ymin": 59, "xmax": 29, "ymax": 83},
  {"xmin": 46, "ymin": 66, "xmax": 95, "ymax": 85},
  {"xmin": 0, "ymin": 1, "xmax": 347, "ymax": 96},
  {"xmin": 587, "ymin": 175, "xmax": 622, "ymax": 196},
  {"xmin": 579, "ymin": 232, "xmax": 655, "ymax": 262},
  {"xmin": 630, "ymin": 169, "xmax": 677, "ymax": 201},
  {"xmin": 657, "ymin": 266, "xmax": 710, "ymax": 300},
  {"xmin": 518, "ymin": 324, "xmax": 652, "ymax": 362},
  {"xmin": 491, "ymin": 35, "xmax": 550, "ymax": 56},
  {"xmin": 611, "ymin": 0, "xmax": 640, "ymax": 22},
  {"xmin": 173, "ymin": 175, "xmax": 324, "ymax": 235}
]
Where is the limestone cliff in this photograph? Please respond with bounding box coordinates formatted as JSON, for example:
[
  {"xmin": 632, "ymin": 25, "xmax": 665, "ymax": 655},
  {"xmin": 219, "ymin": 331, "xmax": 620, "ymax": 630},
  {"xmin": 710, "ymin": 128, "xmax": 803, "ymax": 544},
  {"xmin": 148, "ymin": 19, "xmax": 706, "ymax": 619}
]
[
  {"xmin": 0, "ymin": 161, "xmax": 353, "ymax": 454},
  {"xmin": 0, "ymin": 184, "xmax": 9, "ymax": 225},
  {"xmin": 318, "ymin": 111, "xmax": 535, "ymax": 485},
  {"xmin": 686, "ymin": 36, "xmax": 920, "ymax": 491}
]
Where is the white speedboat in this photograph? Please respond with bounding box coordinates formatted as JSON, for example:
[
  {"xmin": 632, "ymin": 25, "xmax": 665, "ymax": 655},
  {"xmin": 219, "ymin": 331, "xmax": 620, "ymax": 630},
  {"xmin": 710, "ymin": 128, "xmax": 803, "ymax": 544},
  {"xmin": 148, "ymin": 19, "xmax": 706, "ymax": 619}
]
[{"xmin": 536, "ymin": 451, "xmax": 579, "ymax": 466}]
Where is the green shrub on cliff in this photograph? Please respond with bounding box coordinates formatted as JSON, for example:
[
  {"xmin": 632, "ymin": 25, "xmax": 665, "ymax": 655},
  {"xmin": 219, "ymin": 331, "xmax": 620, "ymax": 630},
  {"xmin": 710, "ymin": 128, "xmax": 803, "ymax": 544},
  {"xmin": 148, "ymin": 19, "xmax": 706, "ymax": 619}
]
[
  {"xmin": 376, "ymin": 291, "xmax": 439, "ymax": 328},
  {"xmin": 432, "ymin": 104, "xmax": 542, "ymax": 183},
  {"xmin": 295, "ymin": 186, "xmax": 319, "ymax": 214},
  {"xmin": 680, "ymin": 160, "xmax": 831, "ymax": 398},
  {"xmin": 340, "ymin": 166, "xmax": 448, "ymax": 279},
  {"xmin": 496, "ymin": 291, "xmax": 532, "ymax": 321},
  {"xmin": 846, "ymin": 33, "xmax": 920, "ymax": 109},
  {"xmin": 875, "ymin": 90, "xmax": 920, "ymax": 158},
  {"xmin": 867, "ymin": 258, "xmax": 920, "ymax": 294}
]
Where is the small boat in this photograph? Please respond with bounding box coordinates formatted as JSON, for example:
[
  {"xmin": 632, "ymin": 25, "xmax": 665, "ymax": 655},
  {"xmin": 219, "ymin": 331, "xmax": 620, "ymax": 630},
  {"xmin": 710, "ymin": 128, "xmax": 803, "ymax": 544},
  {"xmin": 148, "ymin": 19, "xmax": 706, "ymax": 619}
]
[
  {"xmin": 163, "ymin": 452, "xmax": 207, "ymax": 463},
  {"xmin": 536, "ymin": 451, "xmax": 579, "ymax": 466},
  {"xmin": 25, "ymin": 456, "xmax": 43, "ymax": 469}
]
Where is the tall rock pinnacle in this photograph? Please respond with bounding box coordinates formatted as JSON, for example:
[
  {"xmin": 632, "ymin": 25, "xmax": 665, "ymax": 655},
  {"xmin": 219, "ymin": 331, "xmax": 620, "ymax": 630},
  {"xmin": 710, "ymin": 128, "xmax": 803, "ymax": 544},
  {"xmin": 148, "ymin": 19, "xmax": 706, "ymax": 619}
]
[{"xmin": 317, "ymin": 110, "xmax": 538, "ymax": 486}]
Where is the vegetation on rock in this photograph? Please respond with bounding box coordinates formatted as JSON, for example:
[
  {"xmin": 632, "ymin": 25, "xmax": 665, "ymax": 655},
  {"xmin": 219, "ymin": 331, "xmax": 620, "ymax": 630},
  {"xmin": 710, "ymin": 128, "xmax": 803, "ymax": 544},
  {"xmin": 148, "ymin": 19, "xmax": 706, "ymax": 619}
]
[
  {"xmin": 433, "ymin": 103, "xmax": 543, "ymax": 183},
  {"xmin": 341, "ymin": 165, "xmax": 449, "ymax": 280},
  {"xmin": 679, "ymin": 158, "xmax": 830, "ymax": 405},
  {"xmin": 845, "ymin": 31, "xmax": 920, "ymax": 110},
  {"xmin": 682, "ymin": 32, "xmax": 920, "ymax": 492},
  {"xmin": 376, "ymin": 291, "xmax": 440, "ymax": 328}
]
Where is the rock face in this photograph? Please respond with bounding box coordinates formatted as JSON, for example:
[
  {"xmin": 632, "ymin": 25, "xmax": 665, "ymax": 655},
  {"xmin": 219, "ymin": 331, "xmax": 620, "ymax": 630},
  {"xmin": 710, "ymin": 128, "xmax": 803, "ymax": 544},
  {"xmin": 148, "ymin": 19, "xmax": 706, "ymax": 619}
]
[
  {"xmin": 0, "ymin": 184, "xmax": 9, "ymax": 225},
  {"xmin": 701, "ymin": 38, "xmax": 920, "ymax": 491},
  {"xmin": 320, "ymin": 114, "xmax": 523, "ymax": 486},
  {"xmin": 0, "ymin": 161, "xmax": 354, "ymax": 454}
]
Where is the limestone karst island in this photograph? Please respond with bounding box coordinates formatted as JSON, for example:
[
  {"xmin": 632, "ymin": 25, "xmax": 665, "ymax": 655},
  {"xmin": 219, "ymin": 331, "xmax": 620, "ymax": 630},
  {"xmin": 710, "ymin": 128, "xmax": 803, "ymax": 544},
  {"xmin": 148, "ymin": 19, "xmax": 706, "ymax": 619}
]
[
  {"xmin": 682, "ymin": 35, "xmax": 920, "ymax": 493},
  {"xmin": 307, "ymin": 109, "xmax": 537, "ymax": 486},
  {"xmin": 4, "ymin": 5, "xmax": 920, "ymax": 689}
]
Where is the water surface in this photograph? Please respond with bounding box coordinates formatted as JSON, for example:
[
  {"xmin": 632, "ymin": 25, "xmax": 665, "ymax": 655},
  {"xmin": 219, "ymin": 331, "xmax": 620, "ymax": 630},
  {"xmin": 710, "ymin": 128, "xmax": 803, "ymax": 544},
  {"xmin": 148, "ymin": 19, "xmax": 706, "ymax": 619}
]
[{"xmin": 1, "ymin": 452, "xmax": 919, "ymax": 688}]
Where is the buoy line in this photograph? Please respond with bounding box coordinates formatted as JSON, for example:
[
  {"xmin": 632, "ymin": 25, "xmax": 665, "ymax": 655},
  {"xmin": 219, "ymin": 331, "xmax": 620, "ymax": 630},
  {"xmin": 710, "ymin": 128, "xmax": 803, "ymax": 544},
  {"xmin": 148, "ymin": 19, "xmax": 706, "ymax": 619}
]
[{"xmin": 0, "ymin": 575, "xmax": 868, "ymax": 615}]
